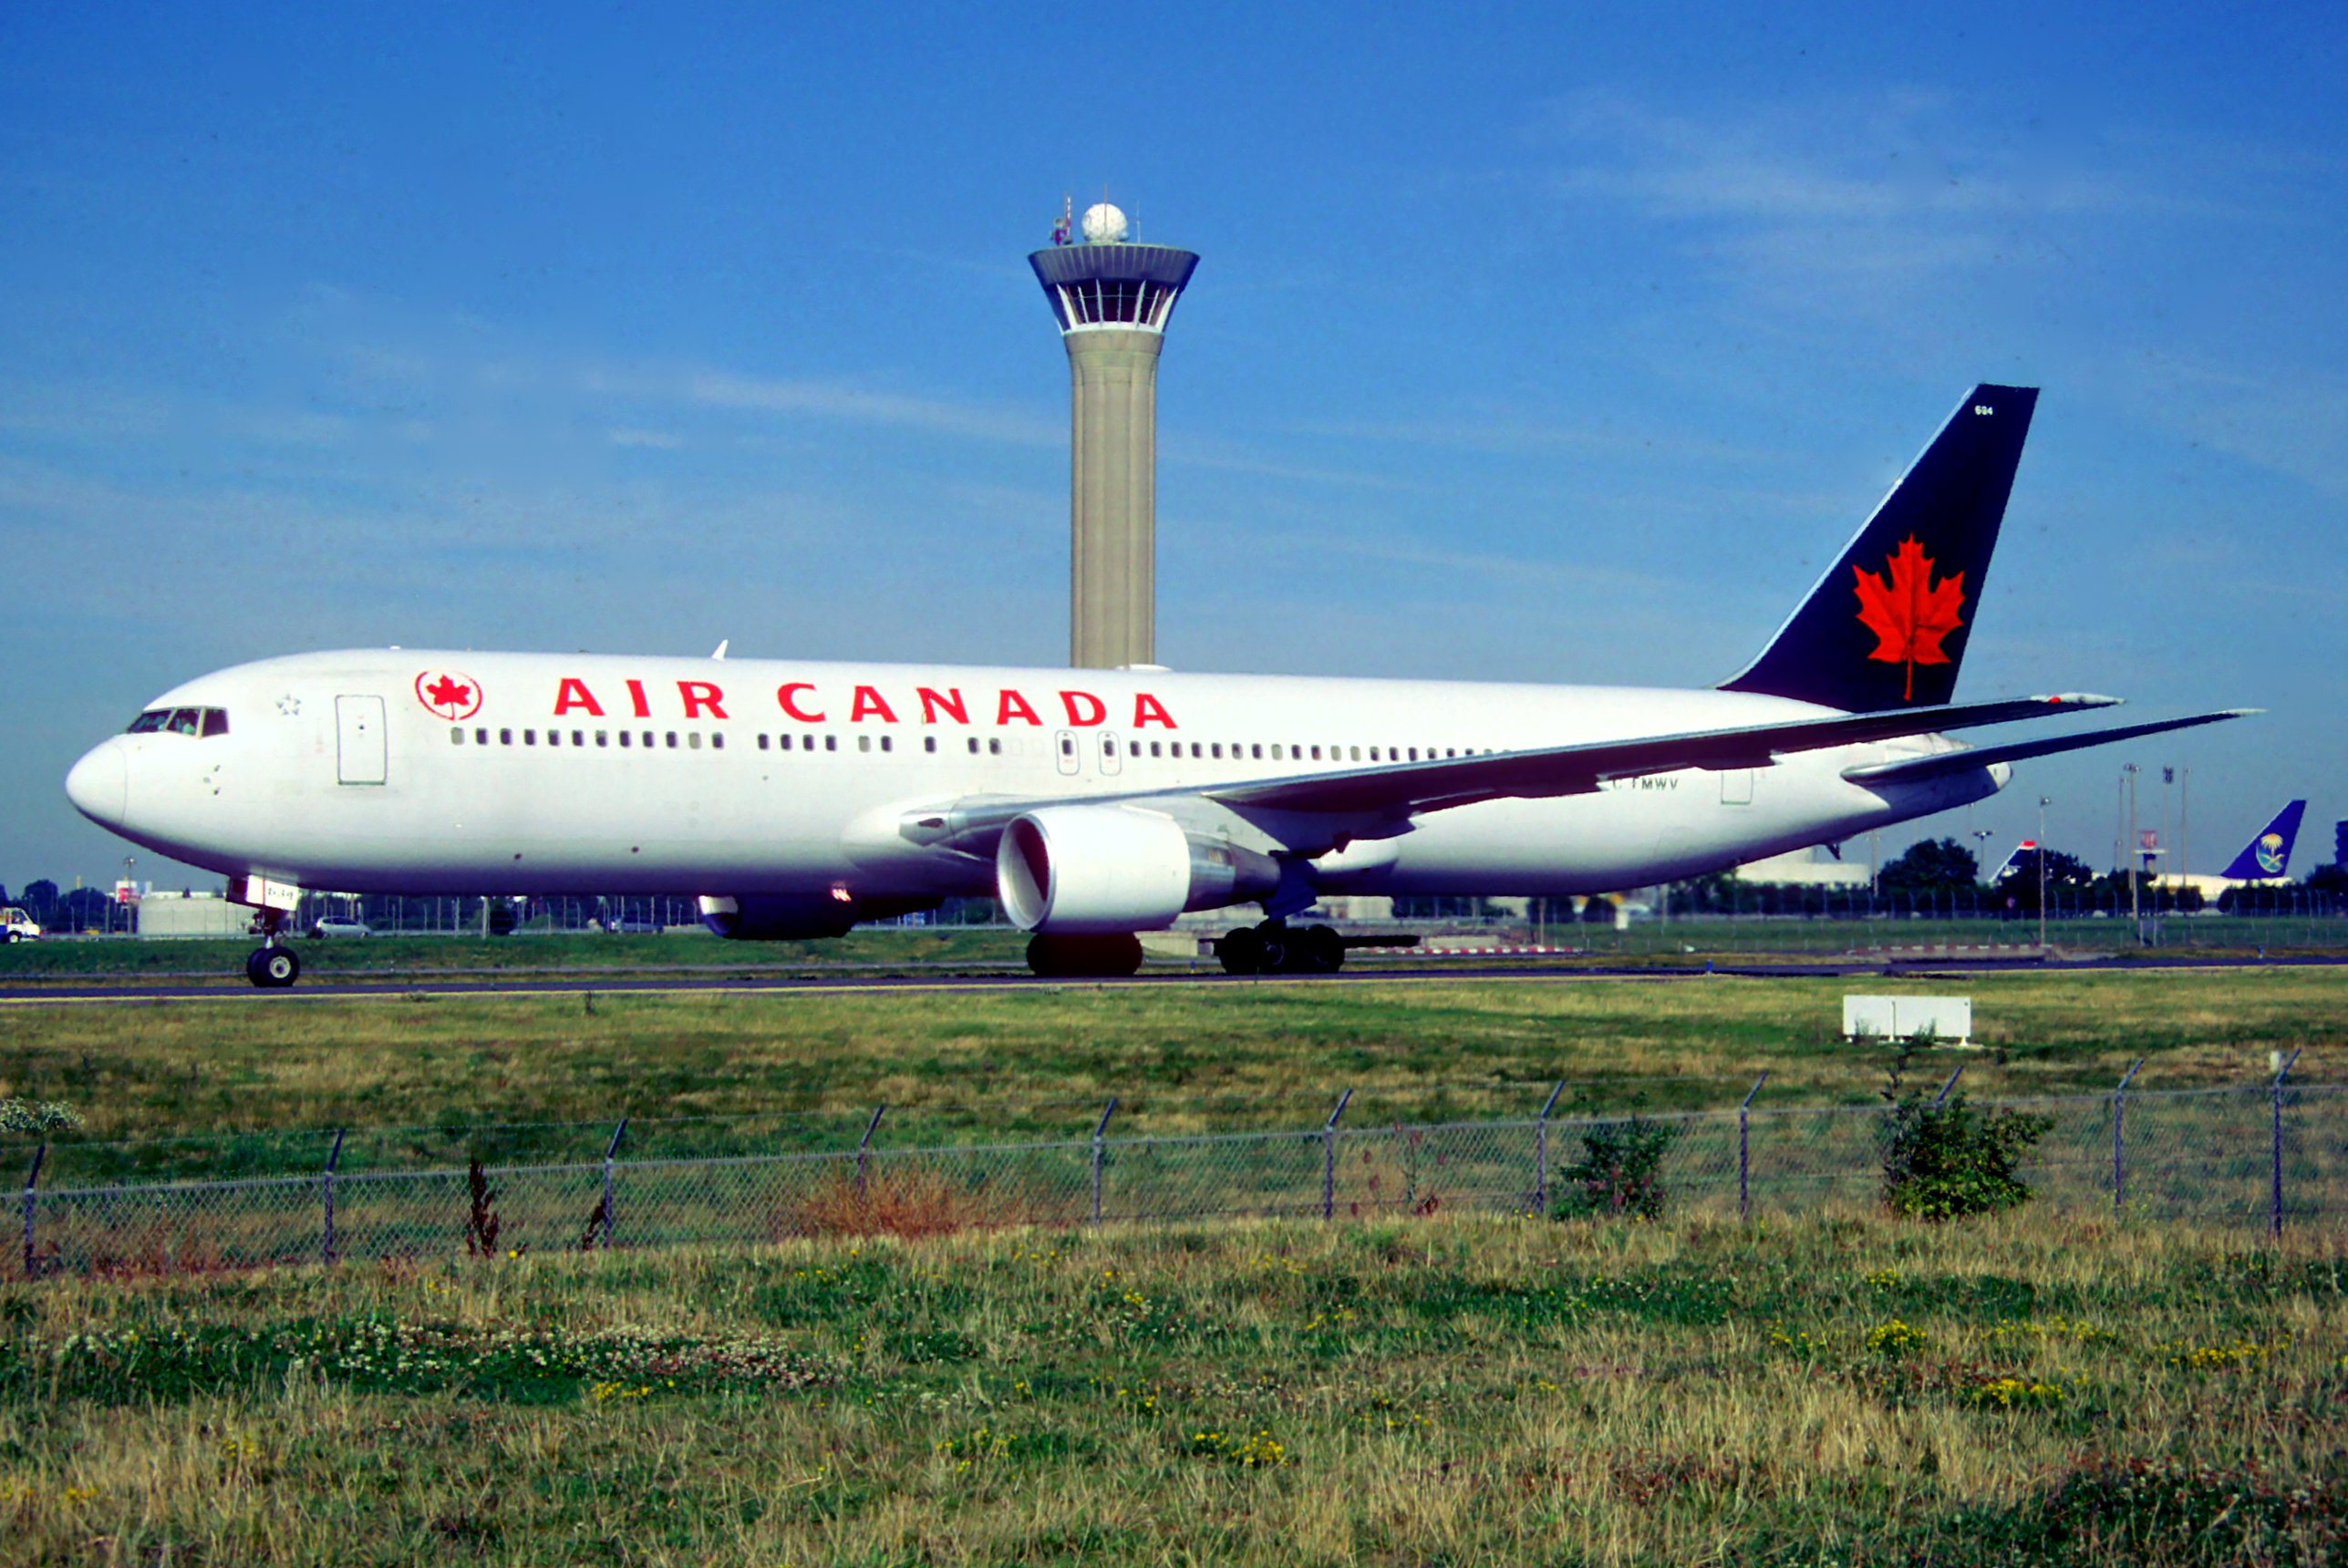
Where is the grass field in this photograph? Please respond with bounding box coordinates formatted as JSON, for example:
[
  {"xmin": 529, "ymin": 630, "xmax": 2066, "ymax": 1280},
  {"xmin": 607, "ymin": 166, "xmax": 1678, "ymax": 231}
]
[
  {"xmin": 3, "ymin": 969, "xmax": 2343, "ymax": 1184},
  {"xmin": 2, "ymin": 1209, "xmax": 2342, "ymax": 1565}
]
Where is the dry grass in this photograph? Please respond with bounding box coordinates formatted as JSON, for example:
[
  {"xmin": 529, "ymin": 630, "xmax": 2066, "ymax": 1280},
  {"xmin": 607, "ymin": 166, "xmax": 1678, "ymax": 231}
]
[{"xmin": 777, "ymin": 1162, "xmax": 1074, "ymax": 1241}]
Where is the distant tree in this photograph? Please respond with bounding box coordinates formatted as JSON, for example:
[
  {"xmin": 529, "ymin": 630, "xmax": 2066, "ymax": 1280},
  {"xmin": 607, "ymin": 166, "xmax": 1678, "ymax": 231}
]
[
  {"xmin": 54, "ymin": 887, "xmax": 114, "ymax": 932},
  {"xmin": 19, "ymin": 879, "xmax": 58, "ymax": 923},
  {"xmin": 2001, "ymin": 848, "xmax": 2095, "ymax": 914},
  {"xmin": 1877, "ymin": 839, "xmax": 1980, "ymax": 898}
]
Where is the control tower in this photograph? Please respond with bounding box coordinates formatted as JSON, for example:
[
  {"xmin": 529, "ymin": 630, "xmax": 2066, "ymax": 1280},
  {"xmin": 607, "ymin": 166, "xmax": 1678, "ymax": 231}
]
[{"xmin": 1029, "ymin": 201, "xmax": 1199, "ymax": 668}]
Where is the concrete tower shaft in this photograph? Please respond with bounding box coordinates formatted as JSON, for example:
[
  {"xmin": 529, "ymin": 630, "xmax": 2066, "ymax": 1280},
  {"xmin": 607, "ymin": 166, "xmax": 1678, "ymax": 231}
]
[{"xmin": 1029, "ymin": 237, "xmax": 1199, "ymax": 669}]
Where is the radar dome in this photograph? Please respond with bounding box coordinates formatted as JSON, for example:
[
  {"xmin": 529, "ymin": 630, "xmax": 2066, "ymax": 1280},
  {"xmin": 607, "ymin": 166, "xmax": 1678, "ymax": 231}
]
[{"xmin": 1080, "ymin": 202, "xmax": 1129, "ymax": 244}]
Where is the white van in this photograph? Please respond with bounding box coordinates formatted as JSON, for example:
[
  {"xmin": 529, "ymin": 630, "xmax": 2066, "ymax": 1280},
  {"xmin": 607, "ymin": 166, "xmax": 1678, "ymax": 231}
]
[{"xmin": 2, "ymin": 908, "xmax": 43, "ymax": 943}]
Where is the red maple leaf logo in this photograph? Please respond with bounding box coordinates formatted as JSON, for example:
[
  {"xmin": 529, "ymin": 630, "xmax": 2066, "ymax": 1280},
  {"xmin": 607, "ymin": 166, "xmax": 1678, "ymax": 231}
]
[
  {"xmin": 414, "ymin": 670, "xmax": 482, "ymax": 720},
  {"xmin": 1852, "ymin": 536, "xmax": 1965, "ymax": 702}
]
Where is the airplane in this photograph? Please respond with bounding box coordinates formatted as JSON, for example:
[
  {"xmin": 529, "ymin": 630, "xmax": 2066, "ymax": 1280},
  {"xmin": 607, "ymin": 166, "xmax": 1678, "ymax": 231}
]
[
  {"xmin": 2218, "ymin": 800, "xmax": 2307, "ymax": 882},
  {"xmin": 63, "ymin": 383, "xmax": 2251, "ymax": 985}
]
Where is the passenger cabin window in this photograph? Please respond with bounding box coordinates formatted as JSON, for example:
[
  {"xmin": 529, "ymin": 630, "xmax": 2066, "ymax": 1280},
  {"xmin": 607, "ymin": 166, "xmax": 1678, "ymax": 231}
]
[
  {"xmin": 596, "ymin": 731, "xmax": 608, "ymax": 747},
  {"xmin": 825, "ymin": 735, "xmax": 838, "ymax": 752},
  {"xmin": 476, "ymin": 727, "xmax": 489, "ymax": 746},
  {"xmin": 619, "ymin": 732, "xmax": 632, "ymax": 748},
  {"xmin": 450, "ymin": 726, "xmax": 463, "ymax": 744},
  {"xmin": 500, "ymin": 728, "xmax": 513, "ymax": 745},
  {"xmin": 988, "ymin": 738, "xmax": 1001, "ymax": 756}
]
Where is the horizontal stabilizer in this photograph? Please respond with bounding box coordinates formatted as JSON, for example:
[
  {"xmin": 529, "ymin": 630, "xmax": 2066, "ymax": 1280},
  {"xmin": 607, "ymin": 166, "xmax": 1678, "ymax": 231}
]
[{"xmin": 1839, "ymin": 709, "xmax": 2256, "ymax": 787}]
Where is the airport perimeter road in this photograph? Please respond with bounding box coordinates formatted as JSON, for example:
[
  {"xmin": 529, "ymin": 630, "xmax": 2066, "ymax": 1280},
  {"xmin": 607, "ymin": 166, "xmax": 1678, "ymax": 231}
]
[{"xmin": 1, "ymin": 954, "xmax": 2342, "ymax": 1006}]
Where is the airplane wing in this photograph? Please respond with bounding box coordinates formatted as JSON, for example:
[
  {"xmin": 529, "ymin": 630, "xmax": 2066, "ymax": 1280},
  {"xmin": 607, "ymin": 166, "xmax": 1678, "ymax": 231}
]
[
  {"xmin": 1837, "ymin": 709, "xmax": 2256, "ymax": 787},
  {"xmin": 901, "ymin": 692, "xmax": 2124, "ymax": 850}
]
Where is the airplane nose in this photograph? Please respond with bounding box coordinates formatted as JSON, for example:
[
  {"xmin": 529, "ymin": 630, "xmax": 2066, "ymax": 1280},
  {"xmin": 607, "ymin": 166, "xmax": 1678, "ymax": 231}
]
[{"xmin": 66, "ymin": 741, "xmax": 128, "ymax": 829}]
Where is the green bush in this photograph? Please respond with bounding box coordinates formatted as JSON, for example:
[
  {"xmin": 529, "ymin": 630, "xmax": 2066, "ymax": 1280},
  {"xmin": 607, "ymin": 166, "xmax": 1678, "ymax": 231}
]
[
  {"xmin": 1878, "ymin": 1093, "xmax": 2053, "ymax": 1221},
  {"xmin": 1554, "ymin": 1115, "xmax": 1676, "ymax": 1221}
]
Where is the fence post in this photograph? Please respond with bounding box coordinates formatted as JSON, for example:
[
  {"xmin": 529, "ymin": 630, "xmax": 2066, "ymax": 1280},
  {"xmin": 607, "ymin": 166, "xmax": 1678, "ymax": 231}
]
[
  {"xmin": 1321, "ymin": 1089, "xmax": 1353, "ymax": 1222},
  {"xmin": 2110, "ymin": 1060, "xmax": 2142, "ymax": 1213},
  {"xmin": 321, "ymin": 1129, "xmax": 346, "ymax": 1265},
  {"xmin": 1090, "ymin": 1099, "xmax": 1117, "ymax": 1226},
  {"xmin": 2270, "ymin": 1049, "xmax": 2301, "ymax": 1240},
  {"xmin": 1932, "ymin": 1067, "xmax": 1964, "ymax": 1106},
  {"xmin": 602, "ymin": 1119, "xmax": 628, "ymax": 1250},
  {"xmin": 1533, "ymin": 1079, "xmax": 1567, "ymax": 1213},
  {"xmin": 1739, "ymin": 1073, "xmax": 1770, "ymax": 1222},
  {"xmin": 856, "ymin": 1106, "xmax": 885, "ymax": 1195},
  {"xmin": 20, "ymin": 1143, "xmax": 46, "ymax": 1281}
]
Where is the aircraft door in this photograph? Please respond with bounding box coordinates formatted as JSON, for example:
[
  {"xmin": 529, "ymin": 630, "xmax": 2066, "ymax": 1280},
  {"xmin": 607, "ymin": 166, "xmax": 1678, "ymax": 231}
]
[
  {"xmin": 1098, "ymin": 731, "xmax": 1122, "ymax": 776},
  {"xmin": 1720, "ymin": 769, "xmax": 1753, "ymax": 806},
  {"xmin": 1054, "ymin": 730, "xmax": 1080, "ymax": 777},
  {"xmin": 336, "ymin": 696, "xmax": 388, "ymax": 786}
]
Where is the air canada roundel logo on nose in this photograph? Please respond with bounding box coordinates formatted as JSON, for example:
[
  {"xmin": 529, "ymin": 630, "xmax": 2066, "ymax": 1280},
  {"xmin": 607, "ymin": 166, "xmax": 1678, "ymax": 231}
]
[{"xmin": 415, "ymin": 669, "xmax": 483, "ymax": 721}]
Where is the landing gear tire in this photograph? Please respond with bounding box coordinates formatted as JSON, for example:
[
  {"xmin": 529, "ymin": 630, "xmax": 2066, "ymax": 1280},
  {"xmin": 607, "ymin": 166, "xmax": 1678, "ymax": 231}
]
[
  {"xmin": 1025, "ymin": 933, "xmax": 1144, "ymax": 979},
  {"xmin": 1297, "ymin": 923, "xmax": 1345, "ymax": 974},
  {"xmin": 245, "ymin": 946, "xmax": 300, "ymax": 988},
  {"xmin": 1218, "ymin": 921, "xmax": 1344, "ymax": 975}
]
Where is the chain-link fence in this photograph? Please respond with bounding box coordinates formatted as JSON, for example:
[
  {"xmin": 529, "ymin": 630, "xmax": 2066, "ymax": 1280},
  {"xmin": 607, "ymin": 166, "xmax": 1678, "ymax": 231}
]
[{"xmin": 14, "ymin": 1080, "xmax": 2341, "ymax": 1279}]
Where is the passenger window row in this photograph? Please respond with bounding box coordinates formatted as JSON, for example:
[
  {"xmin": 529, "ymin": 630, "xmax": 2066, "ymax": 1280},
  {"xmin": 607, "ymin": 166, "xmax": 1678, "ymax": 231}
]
[
  {"xmin": 444, "ymin": 727, "xmax": 1493, "ymax": 764},
  {"xmin": 450, "ymin": 727, "xmax": 726, "ymax": 750}
]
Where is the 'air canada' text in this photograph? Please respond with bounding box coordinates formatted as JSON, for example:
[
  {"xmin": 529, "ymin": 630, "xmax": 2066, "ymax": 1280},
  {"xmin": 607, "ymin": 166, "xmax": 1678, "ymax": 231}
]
[{"xmin": 547, "ymin": 678, "xmax": 1180, "ymax": 730}]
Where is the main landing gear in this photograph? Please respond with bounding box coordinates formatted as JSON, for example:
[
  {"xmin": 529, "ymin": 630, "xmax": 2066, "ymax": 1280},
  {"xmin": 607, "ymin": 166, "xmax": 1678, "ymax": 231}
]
[
  {"xmin": 1025, "ymin": 933, "xmax": 1145, "ymax": 979},
  {"xmin": 244, "ymin": 910, "xmax": 300, "ymax": 989},
  {"xmin": 1215, "ymin": 920, "xmax": 1343, "ymax": 975}
]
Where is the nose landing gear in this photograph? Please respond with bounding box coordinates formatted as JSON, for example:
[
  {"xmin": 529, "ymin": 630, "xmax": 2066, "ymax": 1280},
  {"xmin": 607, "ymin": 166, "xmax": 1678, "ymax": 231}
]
[{"xmin": 244, "ymin": 909, "xmax": 301, "ymax": 988}]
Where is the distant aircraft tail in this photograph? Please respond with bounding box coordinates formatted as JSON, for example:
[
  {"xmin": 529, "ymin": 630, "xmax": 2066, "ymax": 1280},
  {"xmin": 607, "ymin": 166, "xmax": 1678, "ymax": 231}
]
[
  {"xmin": 2219, "ymin": 800, "xmax": 2306, "ymax": 881},
  {"xmin": 1721, "ymin": 384, "xmax": 2038, "ymax": 713},
  {"xmin": 1988, "ymin": 840, "xmax": 2038, "ymax": 882}
]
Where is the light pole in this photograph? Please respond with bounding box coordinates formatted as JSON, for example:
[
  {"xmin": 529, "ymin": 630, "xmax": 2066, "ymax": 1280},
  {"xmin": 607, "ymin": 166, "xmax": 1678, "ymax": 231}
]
[
  {"xmin": 2123, "ymin": 763, "xmax": 2141, "ymax": 942},
  {"xmin": 2037, "ymin": 797, "xmax": 2051, "ymax": 952},
  {"xmin": 1970, "ymin": 828, "xmax": 1994, "ymax": 923}
]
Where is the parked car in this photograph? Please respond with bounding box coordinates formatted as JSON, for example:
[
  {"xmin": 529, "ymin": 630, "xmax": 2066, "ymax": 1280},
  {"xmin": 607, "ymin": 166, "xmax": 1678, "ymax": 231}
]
[
  {"xmin": 308, "ymin": 918, "xmax": 372, "ymax": 939},
  {"xmin": 1, "ymin": 907, "xmax": 42, "ymax": 943}
]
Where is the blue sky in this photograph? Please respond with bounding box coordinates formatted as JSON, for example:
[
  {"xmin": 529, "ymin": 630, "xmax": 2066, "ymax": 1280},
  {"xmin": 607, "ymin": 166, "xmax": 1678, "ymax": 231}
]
[{"xmin": 5, "ymin": 1, "xmax": 2344, "ymax": 892}]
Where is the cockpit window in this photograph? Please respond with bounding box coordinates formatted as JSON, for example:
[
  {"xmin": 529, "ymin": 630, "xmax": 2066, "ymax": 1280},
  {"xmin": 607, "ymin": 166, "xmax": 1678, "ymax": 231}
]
[{"xmin": 126, "ymin": 707, "xmax": 231, "ymax": 738}]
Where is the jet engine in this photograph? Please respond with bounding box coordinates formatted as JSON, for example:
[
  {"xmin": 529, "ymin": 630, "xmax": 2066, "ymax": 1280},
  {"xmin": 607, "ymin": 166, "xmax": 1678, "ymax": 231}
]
[
  {"xmin": 698, "ymin": 892, "xmax": 939, "ymax": 940},
  {"xmin": 995, "ymin": 806, "xmax": 1280, "ymax": 934}
]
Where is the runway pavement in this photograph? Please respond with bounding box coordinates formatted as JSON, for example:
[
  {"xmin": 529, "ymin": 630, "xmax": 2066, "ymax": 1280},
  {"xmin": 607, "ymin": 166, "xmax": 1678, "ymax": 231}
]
[{"xmin": 1, "ymin": 952, "xmax": 2338, "ymax": 1006}]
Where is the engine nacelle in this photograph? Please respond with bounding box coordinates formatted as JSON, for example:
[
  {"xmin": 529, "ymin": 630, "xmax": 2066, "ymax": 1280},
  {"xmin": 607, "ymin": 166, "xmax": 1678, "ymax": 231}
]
[
  {"xmin": 698, "ymin": 893, "xmax": 938, "ymax": 940},
  {"xmin": 995, "ymin": 806, "xmax": 1280, "ymax": 934}
]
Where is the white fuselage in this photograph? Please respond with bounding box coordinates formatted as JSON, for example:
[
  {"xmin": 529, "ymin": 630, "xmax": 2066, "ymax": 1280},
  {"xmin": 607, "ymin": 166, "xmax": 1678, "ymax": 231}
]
[{"xmin": 66, "ymin": 649, "xmax": 2001, "ymax": 910}]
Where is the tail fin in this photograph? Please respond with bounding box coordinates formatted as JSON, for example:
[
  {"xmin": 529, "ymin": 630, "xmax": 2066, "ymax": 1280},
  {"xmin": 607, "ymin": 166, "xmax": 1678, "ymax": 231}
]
[
  {"xmin": 2219, "ymin": 800, "xmax": 2306, "ymax": 881},
  {"xmin": 1722, "ymin": 384, "xmax": 2037, "ymax": 712}
]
